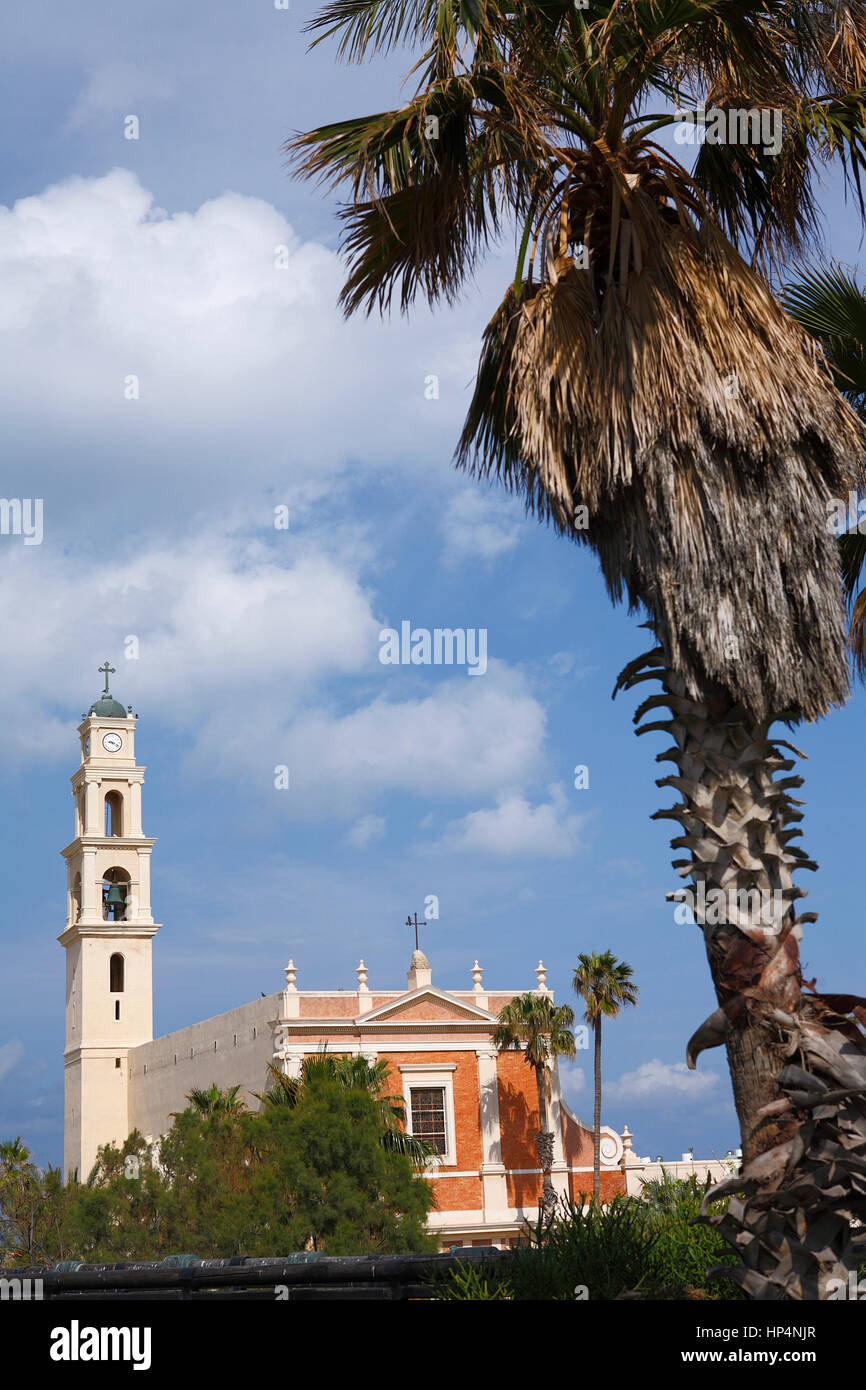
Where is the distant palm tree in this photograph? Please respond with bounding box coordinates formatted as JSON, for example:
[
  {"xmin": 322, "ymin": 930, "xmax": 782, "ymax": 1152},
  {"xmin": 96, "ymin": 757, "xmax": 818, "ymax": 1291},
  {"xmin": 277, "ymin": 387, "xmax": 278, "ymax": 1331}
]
[
  {"xmin": 492, "ymin": 993, "xmax": 576, "ymax": 1218},
  {"xmin": 783, "ymin": 265, "xmax": 866, "ymax": 672},
  {"xmin": 573, "ymin": 951, "xmax": 639, "ymax": 1201},
  {"xmin": 0, "ymin": 1136, "xmax": 31, "ymax": 1178},
  {"xmin": 255, "ymin": 1053, "xmax": 436, "ymax": 1166},
  {"xmin": 175, "ymin": 1084, "xmax": 248, "ymax": 1121}
]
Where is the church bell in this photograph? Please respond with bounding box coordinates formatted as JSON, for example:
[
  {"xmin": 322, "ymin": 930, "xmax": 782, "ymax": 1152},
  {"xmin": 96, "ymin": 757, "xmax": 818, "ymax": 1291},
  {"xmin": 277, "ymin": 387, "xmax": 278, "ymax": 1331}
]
[{"xmin": 105, "ymin": 882, "xmax": 126, "ymax": 913}]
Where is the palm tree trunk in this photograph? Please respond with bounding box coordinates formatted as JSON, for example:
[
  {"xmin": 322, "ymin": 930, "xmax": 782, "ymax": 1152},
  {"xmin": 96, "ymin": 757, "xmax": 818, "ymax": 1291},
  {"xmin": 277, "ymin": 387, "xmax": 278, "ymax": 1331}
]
[
  {"xmin": 617, "ymin": 646, "xmax": 866, "ymax": 1298},
  {"xmin": 534, "ymin": 1063, "xmax": 556, "ymax": 1220},
  {"xmin": 593, "ymin": 1017, "xmax": 602, "ymax": 1202}
]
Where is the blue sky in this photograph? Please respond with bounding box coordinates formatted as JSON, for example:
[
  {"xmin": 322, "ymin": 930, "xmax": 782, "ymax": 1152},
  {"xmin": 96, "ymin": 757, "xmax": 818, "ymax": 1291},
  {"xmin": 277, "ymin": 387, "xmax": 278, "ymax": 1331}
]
[{"xmin": 1, "ymin": 2, "xmax": 865, "ymax": 1170}]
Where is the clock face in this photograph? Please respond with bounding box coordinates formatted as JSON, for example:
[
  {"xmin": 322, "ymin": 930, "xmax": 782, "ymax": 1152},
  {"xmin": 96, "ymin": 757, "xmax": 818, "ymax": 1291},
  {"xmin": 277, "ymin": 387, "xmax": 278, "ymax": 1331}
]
[
  {"xmin": 102, "ymin": 732, "xmax": 123, "ymax": 753},
  {"xmin": 83, "ymin": 735, "xmax": 91, "ymax": 756}
]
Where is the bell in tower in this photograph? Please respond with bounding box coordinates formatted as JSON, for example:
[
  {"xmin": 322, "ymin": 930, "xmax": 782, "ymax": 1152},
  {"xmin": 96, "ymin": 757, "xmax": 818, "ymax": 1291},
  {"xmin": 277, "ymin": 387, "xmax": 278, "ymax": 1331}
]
[{"xmin": 102, "ymin": 869, "xmax": 129, "ymax": 921}]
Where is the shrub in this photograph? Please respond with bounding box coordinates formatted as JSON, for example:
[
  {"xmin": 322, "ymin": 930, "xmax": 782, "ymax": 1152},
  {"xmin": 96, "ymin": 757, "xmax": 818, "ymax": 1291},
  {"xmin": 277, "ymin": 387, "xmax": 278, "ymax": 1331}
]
[
  {"xmin": 432, "ymin": 1196, "xmax": 663, "ymax": 1301},
  {"xmin": 639, "ymin": 1172, "xmax": 744, "ymax": 1299}
]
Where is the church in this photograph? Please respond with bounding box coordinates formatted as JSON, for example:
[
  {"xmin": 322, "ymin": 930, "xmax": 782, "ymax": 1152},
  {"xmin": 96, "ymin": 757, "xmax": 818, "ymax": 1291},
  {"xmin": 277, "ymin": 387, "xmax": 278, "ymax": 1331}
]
[{"xmin": 60, "ymin": 668, "xmax": 626, "ymax": 1248}]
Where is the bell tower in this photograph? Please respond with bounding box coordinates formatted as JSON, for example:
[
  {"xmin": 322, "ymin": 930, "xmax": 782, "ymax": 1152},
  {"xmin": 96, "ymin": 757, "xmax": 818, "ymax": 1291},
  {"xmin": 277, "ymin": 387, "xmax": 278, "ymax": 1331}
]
[{"xmin": 59, "ymin": 662, "xmax": 161, "ymax": 1180}]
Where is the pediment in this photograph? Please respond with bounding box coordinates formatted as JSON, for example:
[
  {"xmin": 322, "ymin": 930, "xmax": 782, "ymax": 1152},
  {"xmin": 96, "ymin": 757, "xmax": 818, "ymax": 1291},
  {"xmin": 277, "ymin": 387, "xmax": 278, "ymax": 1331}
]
[{"xmin": 358, "ymin": 987, "xmax": 496, "ymax": 1025}]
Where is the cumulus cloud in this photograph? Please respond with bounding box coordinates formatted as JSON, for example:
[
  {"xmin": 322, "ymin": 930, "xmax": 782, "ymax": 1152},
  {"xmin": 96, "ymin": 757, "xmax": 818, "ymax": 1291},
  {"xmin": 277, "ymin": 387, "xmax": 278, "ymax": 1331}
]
[
  {"xmin": 346, "ymin": 815, "xmax": 386, "ymax": 848},
  {"xmin": 606, "ymin": 1059, "xmax": 720, "ymax": 1104},
  {"xmin": 560, "ymin": 1062, "xmax": 586, "ymax": 1099},
  {"xmin": 440, "ymin": 489, "xmax": 522, "ymax": 565},
  {"xmin": 0, "ymin": 169, "xmax": 485, "ymax": 532},
  {"xmin": 438, "ymin": 783, "xmax": 589, "ymax": 857},
  {"xmin": 0, "ymin": 529, "xmax": 551, "ymax": 820},
  {"xmin": 280, "ymin": 665, "xmax": 548, "ymax": 815}
]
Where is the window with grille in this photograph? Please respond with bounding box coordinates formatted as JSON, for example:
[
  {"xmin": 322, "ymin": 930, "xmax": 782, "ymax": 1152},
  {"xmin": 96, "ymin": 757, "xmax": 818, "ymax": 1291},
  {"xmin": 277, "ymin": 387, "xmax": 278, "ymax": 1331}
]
[{"xmin": 410, "ymin": 1087, "xmax": 447, "ymax": 1155}]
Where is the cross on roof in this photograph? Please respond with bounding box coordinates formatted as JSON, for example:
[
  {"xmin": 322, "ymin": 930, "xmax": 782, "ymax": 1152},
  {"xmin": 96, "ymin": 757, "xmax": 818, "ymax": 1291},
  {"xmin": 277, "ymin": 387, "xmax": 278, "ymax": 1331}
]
[
  {"xmin": 406, "ymin": 911, "xmax": 424, "ymax": 951},
  {"xmin": 98, "ymin": 660, "xmax": 116, "ymax": 693}
]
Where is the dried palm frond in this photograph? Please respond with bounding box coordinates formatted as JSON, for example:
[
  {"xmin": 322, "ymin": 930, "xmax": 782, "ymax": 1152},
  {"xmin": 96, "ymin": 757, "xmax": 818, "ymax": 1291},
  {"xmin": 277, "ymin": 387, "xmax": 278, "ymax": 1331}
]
[{"xmin": 460, "ymin": 196, "xmax": 864, "ymax": 722}]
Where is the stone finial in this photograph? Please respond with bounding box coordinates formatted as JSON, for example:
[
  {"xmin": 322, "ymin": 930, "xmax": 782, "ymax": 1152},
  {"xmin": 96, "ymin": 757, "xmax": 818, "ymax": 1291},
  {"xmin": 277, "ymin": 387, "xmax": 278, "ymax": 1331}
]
[
  {"xmin": 535, "ymin": 960, "xmax": 549, "ymax": 993},
  {"xmin": 284, "ymin": 959, "xmax": 297, "ymax": 992},
  {"xmin": 407, "ymin": 948, "xmax": 432, "ymax": 992},
  {"xmin": 356, "ymin": 958, "xmax": 369, "ymax": 992},
  {"xmin": 472, "ymin": 960, "xmax": 483, "ymax": 992},
  {"xmin": 619, "ymin": 1124, "xmax": 642, "ymax": 1169}
]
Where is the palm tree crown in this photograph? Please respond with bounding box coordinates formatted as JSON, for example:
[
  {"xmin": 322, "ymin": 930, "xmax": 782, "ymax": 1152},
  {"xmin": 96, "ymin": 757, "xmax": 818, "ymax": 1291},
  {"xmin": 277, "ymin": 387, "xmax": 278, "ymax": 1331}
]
[
  {"xmin": 293, "ymin": 1, "xmax": 866, "ymax": 724},
  {"xmin": 573, "ymin": 950, "xmax": 639, "ymax": 1026},
  {"xmin": 783, "ymin": 264, "xmax": 866, "ymax": 673},
  {"xmin": 492, "ymin": 991, "xmax": 577, "ymax": 1127}
]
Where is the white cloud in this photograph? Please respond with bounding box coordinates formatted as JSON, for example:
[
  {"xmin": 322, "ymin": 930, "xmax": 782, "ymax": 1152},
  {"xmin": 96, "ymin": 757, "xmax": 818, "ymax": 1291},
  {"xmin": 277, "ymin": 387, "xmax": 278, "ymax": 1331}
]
[
  {"xmin": 440, "ymin": 489, "xmax": 522, "ymax": 565},
  {"xmin": 346, "ymin": 815, "xmax": 386, "ymax": 848},
  {"xmin": 280, "ymin": 665, "xmax": 547, "ymax": 814},
  {"xmin": 0, "ymin": 1040, "xmax": 24, "ymax": 1084},
  {"xmin": 0, "ymin": 531, "xmax": 551, "ymax": 818},
  {"xmin": 606, "ymin": 1058, "xmax": 720, "ymax": 1104},
  {"xmin": 438, "ymin": 783, "xmax": 589, "ymax": 857},
  {"xmin": 0, "ymin": 169, "xmax": 486, "ymax": 529},
  {"xmin": 560, "ymin": 1061, "xmax": 586, "ymax": 1098},
  {"xmin": 63, "ymin": 63, "xmax": 176, "ymax": 134}
]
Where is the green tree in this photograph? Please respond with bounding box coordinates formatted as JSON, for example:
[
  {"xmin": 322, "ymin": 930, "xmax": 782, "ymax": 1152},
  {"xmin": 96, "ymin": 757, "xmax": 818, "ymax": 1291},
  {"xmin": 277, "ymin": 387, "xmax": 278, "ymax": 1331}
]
[
  {"xmin": 783, "ymin": 264, "xmax": 866, "ymax": 671},
  {"xmin": 0, "ymin": 1138, "xmax": 72, "ymax": 1268},
  {"xmin": 244, "ymin": 1073, "xmax": 436, "ymax": 1254},
  {"xmin": 63, "ymin": 1132, "xmax": 171, "ymax": 1264},
  {"xmin": 572, "ymin": 952, "xmax": 638, "ymax": 1201},
  {"xmin": 492, "ymin": 992, "xmax": 576, "ymax": 1217},
  {"xmin": 291, "ymin": 1, "xmax": 866, "ymax": 1296},
  {"xmin": 256, "ymin": 1052, "xmax": 437, "ymax": 1166},
  {"xmin": 47, "ymin": 1078, "xmax": 437, "ymax": 1262}
]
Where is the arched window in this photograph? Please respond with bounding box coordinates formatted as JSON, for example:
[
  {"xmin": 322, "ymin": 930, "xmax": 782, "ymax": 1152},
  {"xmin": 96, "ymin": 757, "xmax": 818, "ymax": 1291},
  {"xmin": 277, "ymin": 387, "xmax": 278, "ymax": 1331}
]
[
  {"xmin": 109, "ymin": 954, "xmax": 125, "ymax": 993},
  {"xmin": 104, "ymin": 791, "xmax": 123, "ymax": 837},
  {"xmin": 102, "ymin": 868, "xmax": 130, "ymax": 921}
]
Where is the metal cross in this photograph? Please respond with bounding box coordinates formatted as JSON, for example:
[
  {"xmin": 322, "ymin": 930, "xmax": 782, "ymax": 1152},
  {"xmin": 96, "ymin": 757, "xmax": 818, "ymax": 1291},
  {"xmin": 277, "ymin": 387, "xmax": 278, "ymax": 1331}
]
[
  {"xmin": 98, "ymin": 660, "xmax": 116, "ymax": 693},
  {"xmin": 406, "ymin": 912, "xmax": 423, "ymax": 951}
]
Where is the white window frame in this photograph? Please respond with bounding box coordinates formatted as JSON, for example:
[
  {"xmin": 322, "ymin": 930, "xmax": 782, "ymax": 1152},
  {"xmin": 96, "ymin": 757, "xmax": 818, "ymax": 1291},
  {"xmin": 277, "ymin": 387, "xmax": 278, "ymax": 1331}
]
[{"xmin": 400, "ymin": 1065, "xmax": 457, "ymax": 1168}]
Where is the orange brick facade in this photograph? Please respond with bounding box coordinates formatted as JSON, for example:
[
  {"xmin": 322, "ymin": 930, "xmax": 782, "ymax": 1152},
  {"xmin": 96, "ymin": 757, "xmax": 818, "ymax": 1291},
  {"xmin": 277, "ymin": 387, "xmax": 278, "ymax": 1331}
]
[{"xmin": 273, "ymin": 953, "xmax": 625, "ymax": 1248}]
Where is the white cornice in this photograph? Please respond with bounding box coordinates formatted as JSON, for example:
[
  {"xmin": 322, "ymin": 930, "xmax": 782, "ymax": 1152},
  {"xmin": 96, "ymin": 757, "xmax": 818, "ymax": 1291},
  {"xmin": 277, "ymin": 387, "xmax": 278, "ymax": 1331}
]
[
  {"xmin": 57, "ymin": 923, "xmax": 161, "ymax": 947},
  {"xmin": 61, "ymin": 836, "xmax": 156, "ymax": 858}
]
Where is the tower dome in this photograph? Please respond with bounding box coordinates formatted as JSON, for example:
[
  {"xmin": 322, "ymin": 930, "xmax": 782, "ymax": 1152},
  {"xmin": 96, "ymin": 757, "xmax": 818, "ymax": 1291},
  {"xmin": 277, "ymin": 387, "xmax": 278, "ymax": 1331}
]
[{"xmin": 88, "ymin": 692, "xmax": 127, "ymax": 718}]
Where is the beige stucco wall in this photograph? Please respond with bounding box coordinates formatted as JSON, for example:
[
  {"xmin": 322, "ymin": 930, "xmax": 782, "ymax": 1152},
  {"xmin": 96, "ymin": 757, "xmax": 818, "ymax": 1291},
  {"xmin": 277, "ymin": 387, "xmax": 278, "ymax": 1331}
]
[
  {"xmin": 624, "ymin": 1157, "xmax": 738, "ymax": 1195},
  {"xmin": 127, "ymin": 993, "xmax": 281, "ymax": 1140}
]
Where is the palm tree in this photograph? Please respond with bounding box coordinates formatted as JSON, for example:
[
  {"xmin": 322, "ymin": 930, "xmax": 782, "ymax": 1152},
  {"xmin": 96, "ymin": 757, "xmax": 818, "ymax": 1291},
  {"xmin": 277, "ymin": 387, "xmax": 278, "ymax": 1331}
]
[
  {"xmin": 492, "ymin": 992, "xmax": 576, "ymax": 1218},
  {"xmin": 0, "ymin": 1136, "xmax": 31, "ymax": 1178},
  {"xmin": 255, "ymin": 1053, "xmax": 437, "ymax": 1166},
  {"xmin": 572, "ymin": 951, "xmax": 638, "ymax": 1201},
  {"xmin": 175, "ymin": 1084, "xmax": 248, "ymax": 1121},
  {"xmin": 783, "ymin": 264, "xmax": 866, "ymax": 672},
  {"xmin": 291, "ymin": 1, "xmax": 866, "ymax": 1297}
]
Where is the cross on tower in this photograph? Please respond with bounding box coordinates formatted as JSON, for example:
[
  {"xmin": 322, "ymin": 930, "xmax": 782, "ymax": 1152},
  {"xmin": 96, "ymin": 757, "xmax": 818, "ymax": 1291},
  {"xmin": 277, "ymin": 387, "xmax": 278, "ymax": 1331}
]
[{"xmin": 98, "ymin": 660, "xmax": 116, "ymax": 693}]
